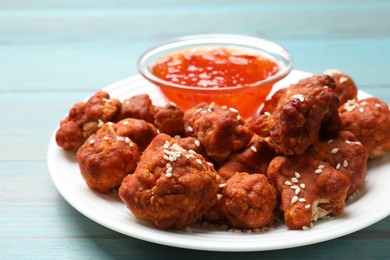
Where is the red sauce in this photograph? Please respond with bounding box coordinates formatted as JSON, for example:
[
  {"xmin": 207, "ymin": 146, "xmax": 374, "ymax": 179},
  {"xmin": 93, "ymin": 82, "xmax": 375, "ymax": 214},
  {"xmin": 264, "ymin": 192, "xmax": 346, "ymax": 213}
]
[
  {"xmin": 150, "ymin": 47, "xmax": 282, "ymax": 118},
  {"xmin": 152, "ymin": 47, "xmax": 279, "ymax": 88}
]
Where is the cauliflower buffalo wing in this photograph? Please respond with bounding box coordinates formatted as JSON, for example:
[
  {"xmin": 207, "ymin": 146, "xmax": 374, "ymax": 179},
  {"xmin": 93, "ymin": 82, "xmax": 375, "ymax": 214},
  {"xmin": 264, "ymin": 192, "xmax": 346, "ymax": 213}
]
[
  {"xmin": 184, "ymin": 102, "xmax": 253, "ymax": 164},
  {"xmin": 76, "ymin": 124, "xmax": 140, "ymax": 193},
  {"xmin": 119, "ymin": 134, "xmax": 219, "ymax": 229},
  {"xmin": 339, "ymin": 97, "xmax": 390, "ymax": 159},
  {"xmin": 56, "ymin": 91, "xmax": 121, "ymax": 150},
  {"xmin": 308, "ymin": 131, "xmax": 368, "ymax": 196},
  {"xmin": 218, "ymin": 135, "xmax": 277, "ymax": 182},
  {"xmin": 268, "ymin": 155, "xmax": 350, "ymax": 230},
  {"xmin": 323, "ymin": 69, "xmax": 358, "ymax": 105}
]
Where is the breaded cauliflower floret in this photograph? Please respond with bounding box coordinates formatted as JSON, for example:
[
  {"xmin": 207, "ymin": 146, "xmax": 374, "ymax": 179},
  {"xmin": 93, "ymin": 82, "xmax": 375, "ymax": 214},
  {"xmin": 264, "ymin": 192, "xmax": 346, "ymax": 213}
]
[
  {"xmin": 76, "ymin": 123, "xmax": 139, "ymax": 193},
  {"xmin": 56, "ymin": 91, "xmax": 121, "ymax": 150},
  {"xmin": 339, "ymin": 97, "xmax": 390, "ymax": 159},
  {"xmin": 218, "ymin": 172, "xmax": 277, "ymax": 229},
  {"xmin": 184, "ymin": 102, "xmax": 253, "ymax": 164},
  {"xmin": 268, "ymin": 155, "xmax": 350, "ymax": 230},
  {"xmin": 119, "ymin": 134, "xmax": 219, "ymax": 229}
]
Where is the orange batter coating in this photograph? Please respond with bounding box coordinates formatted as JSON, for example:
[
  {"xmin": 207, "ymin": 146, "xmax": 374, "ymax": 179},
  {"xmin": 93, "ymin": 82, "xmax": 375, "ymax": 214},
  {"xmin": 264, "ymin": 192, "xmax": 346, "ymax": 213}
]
[
  {"xmin": 183, "ymin": 102, "xmax": 253, "ymax": 164},
  {"xmin": 76, "ymin": 127, "xmax": 140, "ymax": 193},
  {"xmin": 55, "ymin": 91, "xmax": 121, "ymax": 150},
  {"xmin": 251, "ymin": 75, "xmax": 342, "ymax": 155},
  {"xmin": 217, "ymin": 172, "xmax": 277, "ymax": 229},
  {"xmin": 218, "ymin": 135, "xmax": 277, "ymax": 182},
  {"xmin": 115, "ymin": 94, "xmax": 155, "ymax": 123},
  {"xmin": 260, "ymin": 74, "xmax": 337, "ymax": 115},
  {"xmin": 323, "ymin": 69, "xmax": 358, "ymax": 105},
  {"xmin": 119, "ymin": 134, "xmax": 219, "ymax": 229},
  {"xmin": 308, "ymin": 131, "xmax": 368, "ymax": 196},
  {"xmin": 114, "ymin": 118, "xmax": 158, "ymax": 151},
  {"xmin": 268, "ymin": 155, "xmax": 350, "ymax": 230},
  {"xmin": 154, "ymin": 102, "xmax": 185, "ymax": 136},
  {"xmin": 339, "ymin": 97, "xmax": 390, "ymax": 159}
]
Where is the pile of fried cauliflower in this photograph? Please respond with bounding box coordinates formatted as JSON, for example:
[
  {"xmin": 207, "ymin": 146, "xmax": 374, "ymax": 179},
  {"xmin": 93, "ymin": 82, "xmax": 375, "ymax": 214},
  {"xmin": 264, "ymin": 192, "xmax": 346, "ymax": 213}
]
[{"xmin": 56, "ymin": 70, "xmax": 390, "ymax": 231}]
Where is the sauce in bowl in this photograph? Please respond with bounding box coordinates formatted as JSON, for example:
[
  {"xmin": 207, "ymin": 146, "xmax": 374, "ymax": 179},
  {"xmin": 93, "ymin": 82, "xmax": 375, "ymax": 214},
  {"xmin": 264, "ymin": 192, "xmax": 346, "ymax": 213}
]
[
  {"xmin": 152, "ymin": 47, "xmax": 280, "ymax": 89},
  {"xmin": 138, "ymin": 34, "xmax": 293, "ymax": 118}
]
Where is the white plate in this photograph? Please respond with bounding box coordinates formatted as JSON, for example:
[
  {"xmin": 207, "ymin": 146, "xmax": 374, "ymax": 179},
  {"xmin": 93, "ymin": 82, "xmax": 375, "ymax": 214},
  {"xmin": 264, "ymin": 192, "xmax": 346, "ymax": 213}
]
[{"xmin": 47, "ymin": 70, "xmax": 390, "ymax": 252}]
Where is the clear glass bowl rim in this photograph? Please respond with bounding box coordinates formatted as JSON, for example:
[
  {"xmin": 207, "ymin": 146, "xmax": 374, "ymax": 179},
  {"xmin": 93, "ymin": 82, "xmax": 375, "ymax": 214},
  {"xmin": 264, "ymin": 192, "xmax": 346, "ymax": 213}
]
[{"xmin": 137, "ymin": 34, "xmax": 294, "ymax": 91}]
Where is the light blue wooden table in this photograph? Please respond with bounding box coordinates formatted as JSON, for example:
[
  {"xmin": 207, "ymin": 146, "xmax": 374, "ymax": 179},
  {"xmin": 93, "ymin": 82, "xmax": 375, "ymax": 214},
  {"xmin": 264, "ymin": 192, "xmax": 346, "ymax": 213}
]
[{"xmin": 1, "ymin": 1, "xmax": 389, "ymax": 259}]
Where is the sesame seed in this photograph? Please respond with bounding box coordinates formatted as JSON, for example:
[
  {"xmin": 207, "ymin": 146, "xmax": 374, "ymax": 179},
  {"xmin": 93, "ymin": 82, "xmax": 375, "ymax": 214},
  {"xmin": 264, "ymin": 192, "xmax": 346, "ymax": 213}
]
[
  {"xmin": 315, "ymin": 169, "xmax": 323, "ymax": 174},
  {"xmin": 290, "ymin": 185, "xmax": 298, "ymax": 189},
  {"xmin": 89, "ymin": 139, "xmax": 95, "ymax": 144},
  {"xmin": 165, "ymin": 172, "xmax": 172, "ymax": 178},
  {"xmin": 328, "ymin": 139, "xmax": 334, "ymax": 144},
  {"xmin": 98, "ymin": 119, "xmax": 104, "ymax": 128},
  {"xmin": 346, "ymin": 140, "xmax": 361, "ymax": 145},
  {"xmin": 103, "ymin": 136, "xmax": 109, "ymax": 140},
  {"xmin": 201, "ymin": 110, "xmax": 208, "ymax": 114},
  {"xmin": 318, "ymin": 165, "xmax": 325, "ymax": 169},
  {"xmin": 302, "ymin": 226, "xmax": 309, "ymax": 231},
  {"xmin": 187, "ymin": 126, "xmax": 193, "ymax": 132},
  {"xmin": 129, "ymin": 142, "xmax": 134, "ymax": 147},
  {"xmin": 295, "ymin": 172, "xmax": 301, "ymax": 179},
  {"xmin": 250, "ymin": 146, "xmax": 257, "ymax": 152},
  {"xmin": 300, "ymin": 183, "xmax": 306, "ymax": 189},
  {"xmin": 360, "ymin": 101, "xmax": 367, "ymax": 106},
  {"xmin": 163, "ymin": 141, "xmax": 170, "ymax": 149},
  {"xmin": 163, "ymin": 155, "xmax": 169, "ymax": 160},
  {"xmin": 237, "ymin": 115, "xmax": 241, "ymax": 120},
  {"xmin": 166, "ymin": 167, "xmax": 173, "ymax": 174},
  {"xmin": 196, "ymin": 159, "xmax": 202, "ymax": 165},
  {"xmin": 264, "ymin": 112, "xmax": 271, "ymax": 117},
  {"xmin": 188, "ymin": 149, "xmax": 197, "ymax": 155},
  {"xmin": 295, "ymin": 188, "xmax": 301, "ymax": 195},
  {"xmin": 107, "ymin": 122, "xmax": 114, "ymax": 126},
  {"xmin": 323, "ymin": 85, "xmax": 329, "ymax": 88},
  {"xmin": 336, "ymin": 163, "xmax": 341, "ymax": 170},
  {"xmin": 343, "ymin": 159, "xmax": 349, "ymax": 168},
  {"xmin": 221, "ymin": 105, "xmax": 228, "ymax": 109},
  {"xmin": 285, "ymin": 181, "xmax": 292, "ymax": 186},
  {"xmin": 359, "ymin": 107, "xmax": 365, "ymax": 113},
  {"xmin": 375, "ymin": 103, "xmax": 381, "ymax": 108},
  {"xmin": 292, "ymin": 94, "xmax": 305, "ymax": 102},
  {"xmin": 291, "ymin": 196, "xmax": 299, "ymax": 204},
  {"xmin": 217, "ymin": 194, "xmax": 222, "ymax": 200},
  {"xmin": 122, "ymin": 121, "xmax": 129, "ymax": 126},
  {"xmin": 219, "ymin": 183, "xmax": 226, "ymax": 188},
  {"xmin": 229, "ymin": 107, "xmax": 238, "ymax": 113},
  {"xmin": 195, "ymin": 108, "xmax": 203, "ymax": 113},
  {"xmin": 299, "ymin": 198, "xmax": 306, "ymax": 202},
  {"xmin": 166, "ymin": 163, "xmax": 172, "ymax": 169},
  {"xmin": 125, "ymin": 137, "xmax": 131, "ymax": 143},
  {"xmin": 331, "ymin": 148, "xmax": 339, "ymax": 154},
  {"xmin": 207, "ymin": 162, "xmax": 214, "ymax": 167},
  {"xmin": 339, "ymin": 77, "xmax": 348, "ymax": 84},
  {"xmin": 291, "ymin": 177, "xmax": 299, "ymax": 183},
  {"xmin": 157, "ymin": 129, "xmax": 161, "ymax": 134},
  {"xmin": 305, "ymin": 204, "xmax": 311, "ymax": 209},
  {"xmin": 170, "ymin": 101, "xmax": 177, "ymax": 106},
  {"xmin": 194, "ymin": 140, "xmax": 200, "ymax": 147}
]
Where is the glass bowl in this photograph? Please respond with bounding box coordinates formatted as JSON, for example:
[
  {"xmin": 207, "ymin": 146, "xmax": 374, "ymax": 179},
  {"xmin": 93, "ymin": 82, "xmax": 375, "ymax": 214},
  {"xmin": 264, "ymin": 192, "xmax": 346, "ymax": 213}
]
[{"xmin": 137, "ymin": 34, "xmax": 294, "ymax": 118}]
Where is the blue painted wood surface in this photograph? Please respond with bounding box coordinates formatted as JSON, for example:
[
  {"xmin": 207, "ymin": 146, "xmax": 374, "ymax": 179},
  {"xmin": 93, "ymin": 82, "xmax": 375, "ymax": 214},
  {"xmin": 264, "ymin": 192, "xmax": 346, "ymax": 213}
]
[{"xmin": 1, "ymin": 1, "xmax": 389, "ymax": 258}]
